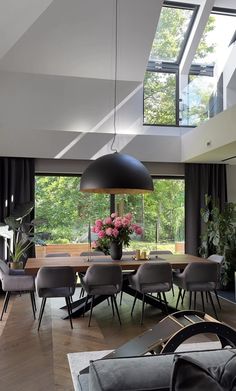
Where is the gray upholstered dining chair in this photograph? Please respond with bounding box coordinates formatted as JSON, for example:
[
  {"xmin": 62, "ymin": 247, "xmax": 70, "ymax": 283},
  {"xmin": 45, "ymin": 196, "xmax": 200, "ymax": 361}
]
[
  {"xmin": 80, "ymin": 251, "xmax": 104, "ymax": 256},
  {"xmin": 173, "ymin": 262, "xmax": 219, "ymax": 319},
  {"xmin": 207, "ymin": 254, "xmax": 224, "ymax": 309},
  {"xmin": 129, "ymin": 262, "xmax": 173, "ymax": 325},
  {"xmin": 150, "ymin": 250, "xmax": 173, "ymax": 255},
  {"xmin": 0, "ymin": 259, "xmax": 36, "ymax": 321},
  {"xmin": 80, "ymin": 264, "xmax": 122, "ymax": 327},
  {"xmin": 45, "ymin": 253, "xmax": 71, "ymax": 257},
  {"xmin": 36, "ymin": 266, "xmax": 76, "ymax": 330}
]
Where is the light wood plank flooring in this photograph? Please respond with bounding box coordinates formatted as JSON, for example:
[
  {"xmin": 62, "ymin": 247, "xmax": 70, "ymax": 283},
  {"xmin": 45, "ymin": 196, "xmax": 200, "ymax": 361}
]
[{"xmin": 0, "ymin": 288, "xmax": 236, "ymax": 391}]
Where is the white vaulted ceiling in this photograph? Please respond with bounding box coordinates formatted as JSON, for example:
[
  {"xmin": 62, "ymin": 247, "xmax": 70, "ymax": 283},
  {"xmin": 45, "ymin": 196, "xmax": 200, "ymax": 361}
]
[{"xmin": 0, "ymin": 0, "xmax": 235, "ymax": 163}]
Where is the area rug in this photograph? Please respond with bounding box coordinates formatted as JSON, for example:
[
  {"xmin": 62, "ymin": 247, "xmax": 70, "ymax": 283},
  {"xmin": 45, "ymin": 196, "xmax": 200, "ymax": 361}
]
[
  {"xmin": 67, "ymin": 341, "xmax": 221, "ymax": 391},
  {"xmin": 67, "ymin": 350, "xmax": 112, "ymax": 391},
  {"xmin": 217, "ymin": 290, "xmax": 236, "ymax": 304}
]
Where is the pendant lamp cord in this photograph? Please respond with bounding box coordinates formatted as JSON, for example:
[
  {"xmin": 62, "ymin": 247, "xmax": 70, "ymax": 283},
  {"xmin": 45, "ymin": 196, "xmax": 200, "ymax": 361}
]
[{"xmin": 111, "ymin": 0, "xmax": 118, "ymax": 153}]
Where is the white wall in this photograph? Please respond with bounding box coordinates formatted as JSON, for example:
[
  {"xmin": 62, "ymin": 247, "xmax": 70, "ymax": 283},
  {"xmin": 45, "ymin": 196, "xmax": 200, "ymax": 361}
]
[{"xmin": 181, "ymin": 104, "xmax": 236, "ymax": 162}]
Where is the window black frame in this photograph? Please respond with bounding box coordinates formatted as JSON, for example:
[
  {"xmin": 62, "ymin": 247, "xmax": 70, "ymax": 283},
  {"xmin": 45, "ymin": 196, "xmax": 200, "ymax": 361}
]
[
  {"xmin": 143, "ymin": 68, "xmax": 179, "ymax": 127},
  {"xmin": 143, "ymin": 3, "xmax": 236, "ymax": 128},
  {"xmin": 143, "ymin": 1, "xmax": 198, "ymax": 127}
]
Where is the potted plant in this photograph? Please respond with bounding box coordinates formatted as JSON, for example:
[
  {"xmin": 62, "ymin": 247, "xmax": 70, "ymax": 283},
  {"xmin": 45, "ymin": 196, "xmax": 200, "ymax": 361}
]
[
  {"xmin": 2, "ymin": 202, "xmax": 47, "ymax": 269},
  {"xmin": 199, "ymin": 195, "xmax": 236, "ymax": 288},
  {"xmin": 91, "ymin": 212, "xmax": 143, "ymax": 260}
]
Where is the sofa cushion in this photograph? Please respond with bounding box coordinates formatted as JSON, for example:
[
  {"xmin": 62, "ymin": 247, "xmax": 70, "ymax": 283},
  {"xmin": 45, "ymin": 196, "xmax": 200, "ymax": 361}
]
[
  {"xmin": 89, "ymin": 354, "xmax": 173, "ymax": 391},
  {"xmin": 171, "ymin": 353, "xmax": 236, "ymax": 391},
  {"xmin": 78, "ymin": 349, "xmax": 236, "ymax": 391}
]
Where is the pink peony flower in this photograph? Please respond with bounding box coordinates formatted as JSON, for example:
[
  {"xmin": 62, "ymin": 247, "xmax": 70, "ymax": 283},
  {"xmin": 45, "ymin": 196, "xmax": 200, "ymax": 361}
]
[
  {"xmin": 94, "ymin": 226, "xmax": 101, "ymax": 234},
  {"xmin": 104, "ymin": 217, "xmax": 112, "ymax": 225},
  {"xmin": 111, "ymin": 212, "xmax": 117, "ymax": 219},
  {"xmin": 124, "ymin": 213, "xmax": 132, "ymax": 220},
  {"xmin": 98, "ymin": 230, "xmax": 105, "ymax": 238},
  {"xmin": 91, "ymin": 226, "xmax": 96, "ymax": 233},
  {"xmin": 122, "ymin": 217, "xmax": 130, "ymax": 227},
  {"xmin": 95, "ymin": 219, "xmax": 103, "ymax": 228},
  {"xmin": 135, "ymin": 226, "xmax": 143, "ymax": 235},
  {"xmin": 112, "ymin": 228, "xmax": 119, "ymax": 238},
  {"xmin": 114, "ymin": 218, "xmax": 122, "ymax": 228},
  {"xmin": 105, "ymin": 227, "xmax": 113, "ymax": 236}
]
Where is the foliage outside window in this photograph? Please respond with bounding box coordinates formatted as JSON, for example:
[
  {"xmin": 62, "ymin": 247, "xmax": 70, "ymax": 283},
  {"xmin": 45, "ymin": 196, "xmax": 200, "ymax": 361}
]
[
  {"xmin": 35, "ymin": 177, "xmax": 185, "ymax": 254},
  {"xmin": 181, "ymin": 74, "xmax": 215, "ymax": 126},
  {"xmin": 144, "ymin": 4, "xmax": 235, "ymax": 126},
  {"xmin": 116, "ymin": 179, "xmax": 185, "ymax": 252},
  {"xmin": 35, "ymin": 176, "xmax": 109, "ymax": 243},
  {"xmin": 149, "ymin": 6, "xmax": 194, "ymax": 63},
  {"xmin": 144, "ymin": 71, "xmax": 176, "ymax": 125}
]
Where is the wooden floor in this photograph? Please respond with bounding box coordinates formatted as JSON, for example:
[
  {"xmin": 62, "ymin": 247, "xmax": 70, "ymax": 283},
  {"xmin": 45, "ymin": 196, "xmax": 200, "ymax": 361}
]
[{"xmin": 0, "ymin": 288, "xmax": 236, "ymax": 391}]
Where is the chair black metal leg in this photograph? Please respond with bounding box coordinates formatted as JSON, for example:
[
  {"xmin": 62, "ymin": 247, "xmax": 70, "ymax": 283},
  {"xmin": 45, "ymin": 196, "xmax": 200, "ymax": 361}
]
[
  {"xmin": 171, "ymin": 285, "xmax": 175, "ymax": 297},
  {"xmin": 141, "ymin": 293, "xmax": 145, "ymax": 325},
  {"xmin": 181, "ymin": 290, "xmax": 186, "ymax": 304},
  {"xmin": 208, "ymin": 291, "xmax": 218, "ymax": 320},
  {"xmin": 189, "ymin": 291, "xmax": 192, "ymax": 309},
  {"xmin": 176, "ymin": 288, "xmax": 182, "ymax": 309},
  {"xmin": 79, "ymin": 287, "xmax": 84, "ymax": 298},
  {"xmin": 193, "ymin": 292, "xmax": 197, "ymax": 310},
  {"xmin": 200, "ymin": 291, "xmax": 205, "ymax": 313},
  {"xmin": 205, "ymin": 291, "xmax": 208, "ymax": 303},
  {"xmin": 88, "ymin": 295, "xmax": 94, "ymax": 327},
  {"xmin": 120, "ymin": 291, "xmax": 123, "ymax": 305},
  {"xmin": 112, "ymin": 295, "xmax": 122, "ymax": 325},
  {"xmin": 38, "ymin": 297, "xmax": 47, "ymax": 331},
  {"xmin": 0, "ymin": 292, "xmax": 11, "ymax": 320},
  {"xmin": 107, "ymin": 297, "xmax": 110, "ymax": 306},
  {"xmin": 162, "ymin": 292, "xmax": 168, "ymax": 314},
  {"xmin": 32, "ymin": 292, "xmax": 37, "ymax": 312},
  {"xmin": 131, "ymin": 291, "xmax": 138, "ymax": 316},
  {"xmin": 30, "ymin": 292, "xmax": 36, "ymax": 319},
  {"xmin": 111, "ymin": 295, "xmax": 115, "ymax": 316},
  {"xmin": 4, "ymin": 291, "xmax": 11, "ymax": 313},
  {"xmin": 65, "ymin": 297, "xmax": 73, "ymax": 329},
  {"xmin": 214, "ymin": 290, "xmax": 221, "ymax": 310},
  {"xmin": 83, "ymin": 295, "xmax": 89, "ymax": 317}
]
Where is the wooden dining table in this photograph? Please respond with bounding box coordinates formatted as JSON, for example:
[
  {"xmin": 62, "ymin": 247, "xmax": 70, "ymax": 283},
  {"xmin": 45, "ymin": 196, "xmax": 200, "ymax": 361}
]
[
  {"xmin": 25, "ymin": 253, "xmax": 209, "ymax": 318},
  {"xmin": 25, "ymin": 253, "xmax": 206, "ymax": 275}
]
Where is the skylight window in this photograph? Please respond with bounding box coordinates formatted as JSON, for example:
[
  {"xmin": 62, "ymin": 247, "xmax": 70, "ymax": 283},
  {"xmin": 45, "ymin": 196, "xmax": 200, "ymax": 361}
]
[
  {"xmin": 149, "ymin": 4, "xmax": 195, "ymax": 64},
  {"xmin": 193, "ymin": 12, "xmax": 236, "ymax": 70}
]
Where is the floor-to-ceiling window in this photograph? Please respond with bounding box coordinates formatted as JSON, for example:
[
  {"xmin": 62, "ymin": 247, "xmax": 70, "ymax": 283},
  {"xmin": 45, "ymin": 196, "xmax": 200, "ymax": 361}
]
[{"xmin": 35, "ymin": 176, "xmax": 185, "ymax": 254}]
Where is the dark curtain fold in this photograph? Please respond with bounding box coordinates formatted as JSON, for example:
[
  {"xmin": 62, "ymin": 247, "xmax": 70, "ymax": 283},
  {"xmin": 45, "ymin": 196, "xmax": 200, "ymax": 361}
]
[
  {"xmin": 185, "ymin": 163, "xmax": 227, "ymax": 256},
  {"xmin": 0, "ymin": 157, "xmax": 35, "ymax": 260}
]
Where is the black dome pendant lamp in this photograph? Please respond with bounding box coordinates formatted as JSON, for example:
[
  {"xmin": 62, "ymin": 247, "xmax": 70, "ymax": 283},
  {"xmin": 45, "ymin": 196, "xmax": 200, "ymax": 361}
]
[{"xmin": 80, "ymin": 0, "xmax": 153, "ymax": 194}]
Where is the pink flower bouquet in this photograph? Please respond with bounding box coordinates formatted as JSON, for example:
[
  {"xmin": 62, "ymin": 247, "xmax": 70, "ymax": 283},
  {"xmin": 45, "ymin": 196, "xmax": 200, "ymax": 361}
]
[{"xmin": 91, "ymin": 213, "xmax": 142, "ymax": 255}]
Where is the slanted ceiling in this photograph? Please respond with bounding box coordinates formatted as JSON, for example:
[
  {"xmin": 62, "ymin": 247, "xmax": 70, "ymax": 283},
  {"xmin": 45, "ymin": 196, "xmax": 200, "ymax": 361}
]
[
  {"xmin": 0, "ymin": 0, "xmax": 174, "ymax": 162},
  {"xmin": 0, "ymin": 0, "xmax": 235, "ymax": 164}
]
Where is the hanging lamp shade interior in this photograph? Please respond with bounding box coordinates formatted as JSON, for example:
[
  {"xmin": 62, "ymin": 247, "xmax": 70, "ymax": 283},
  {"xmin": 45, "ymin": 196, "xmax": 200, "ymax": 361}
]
[{"xmin": 80, "ymin": 152, "xmax": 154, "ymax": 194}]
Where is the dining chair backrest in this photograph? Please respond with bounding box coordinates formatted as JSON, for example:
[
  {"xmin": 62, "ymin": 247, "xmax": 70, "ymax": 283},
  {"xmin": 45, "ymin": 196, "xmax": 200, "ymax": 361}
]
[
  {"xmin": 80, "ymin": 251, "xmax": 103, "ymax": 256},
  {"xmin": 45, "ymin": 253, "xmax": 71, "ymax": 257},
  {"xmin": 123, "ymin": 251, "xmax": 136, "ymax": 255},
  {"xmin": 150, "ymin": 251, "xmax": 173, "ymax": 255},
  {"xmin": 36, "ymin": 266, "xmax": 76, "ymax": 293},
  {"xmin": 207, "ymin": 254, "xmax": 224, "ymax": 264},
  {"xmin": 83, "ymin": 264, "xmax": 122, "ymax": 289},
  {"xmin": 183, "ymin": 262, "xmax": 218, "ymax": 284},
  {"xmin": 136, "ymin": 262, "xmax": 172, "ymax": 285}
]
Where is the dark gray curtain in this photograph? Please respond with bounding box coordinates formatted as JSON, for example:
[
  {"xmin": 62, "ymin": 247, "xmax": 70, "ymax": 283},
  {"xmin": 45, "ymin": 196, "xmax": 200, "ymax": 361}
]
[
  {"xmin": 0, "ymin": 157, "xmax": 35, "ymax": 259},
  {"xmin": 185, "ymin": 163, "xmax": 227, "ymax": 256}
]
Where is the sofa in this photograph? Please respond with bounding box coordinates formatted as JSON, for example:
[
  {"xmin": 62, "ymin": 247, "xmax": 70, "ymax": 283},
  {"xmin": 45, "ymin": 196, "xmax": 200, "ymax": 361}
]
[{"xmin": 77, "ymin": 348, "xmax": 236, "ymax": 391}]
